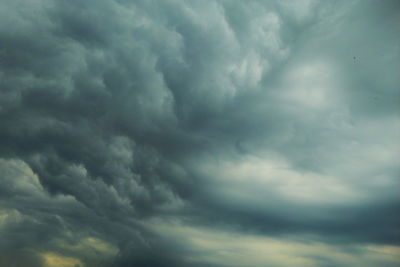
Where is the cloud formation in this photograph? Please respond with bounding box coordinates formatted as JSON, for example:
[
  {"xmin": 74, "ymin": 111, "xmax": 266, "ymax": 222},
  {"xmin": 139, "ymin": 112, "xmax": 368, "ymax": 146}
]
[{"xmin": 0, "ymin": 0, "xmax": 399, "ymax": 266}]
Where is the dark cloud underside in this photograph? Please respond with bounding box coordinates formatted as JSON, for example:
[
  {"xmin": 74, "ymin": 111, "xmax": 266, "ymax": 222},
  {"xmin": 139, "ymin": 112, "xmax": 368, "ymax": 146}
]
[{"xmin": 0, "ymin": 0, "xmax": 399, "ymax": 266}]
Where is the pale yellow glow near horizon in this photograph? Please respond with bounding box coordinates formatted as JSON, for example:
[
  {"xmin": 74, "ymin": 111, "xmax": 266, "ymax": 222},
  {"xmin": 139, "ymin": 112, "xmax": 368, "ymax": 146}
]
[
  {"xmin": 40, "ymin": 237, "xmax": 118, "ymax": 267},
  {"xmin": 42, "ymin": 252, "xmax": 84, "ymax": 267}
]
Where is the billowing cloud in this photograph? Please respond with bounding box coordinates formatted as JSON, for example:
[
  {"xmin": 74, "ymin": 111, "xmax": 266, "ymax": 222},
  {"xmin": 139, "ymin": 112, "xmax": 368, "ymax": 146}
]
[{"xmin": 0, "ymin": 0, "xmax": 399, "ymax": 266}]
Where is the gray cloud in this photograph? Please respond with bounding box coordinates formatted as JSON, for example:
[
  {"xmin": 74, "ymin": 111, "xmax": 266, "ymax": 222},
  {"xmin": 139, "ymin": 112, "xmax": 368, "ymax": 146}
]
[{"xmin": 0, "ymin": 0, "xmax": 399, "ymax": 266}]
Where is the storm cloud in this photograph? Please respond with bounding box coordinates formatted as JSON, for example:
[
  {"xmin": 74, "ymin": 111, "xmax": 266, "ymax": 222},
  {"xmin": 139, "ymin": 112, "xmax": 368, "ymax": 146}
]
[{"xmin": 0, "ymin": 0, "xmax": 399, "ymax": 266}]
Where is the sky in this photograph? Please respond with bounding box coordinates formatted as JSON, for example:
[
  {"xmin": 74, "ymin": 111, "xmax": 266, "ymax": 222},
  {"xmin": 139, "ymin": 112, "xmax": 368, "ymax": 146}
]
[{"xmin": 0, "ymin": 0, "xmax": 399, "ymax": 266}]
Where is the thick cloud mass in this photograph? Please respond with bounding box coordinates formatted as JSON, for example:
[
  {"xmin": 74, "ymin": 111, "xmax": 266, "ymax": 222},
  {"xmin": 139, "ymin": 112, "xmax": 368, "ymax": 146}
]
[{"xmin": 1, "ymin": 0, "xmax": 399, "ymax": 266}]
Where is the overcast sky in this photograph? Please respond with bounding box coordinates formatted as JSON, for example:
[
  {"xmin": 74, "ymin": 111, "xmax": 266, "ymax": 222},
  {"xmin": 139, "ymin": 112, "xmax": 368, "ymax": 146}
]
[{"xmin": 0, "ymin": 0, "xmax": 399, "ymax": 266}]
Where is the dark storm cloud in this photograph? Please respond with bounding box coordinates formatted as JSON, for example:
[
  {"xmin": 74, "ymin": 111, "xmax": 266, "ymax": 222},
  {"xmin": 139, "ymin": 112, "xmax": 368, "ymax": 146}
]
[{"xmin": 0, "ymin": 0, "xmax": 399, "ymax": 266}]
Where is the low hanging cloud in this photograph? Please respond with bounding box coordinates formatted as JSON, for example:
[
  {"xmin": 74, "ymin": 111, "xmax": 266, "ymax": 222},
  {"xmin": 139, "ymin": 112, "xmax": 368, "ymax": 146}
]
[{"xmin": 0, "ymin": 0, "xmax": 399, "ymax": 266}]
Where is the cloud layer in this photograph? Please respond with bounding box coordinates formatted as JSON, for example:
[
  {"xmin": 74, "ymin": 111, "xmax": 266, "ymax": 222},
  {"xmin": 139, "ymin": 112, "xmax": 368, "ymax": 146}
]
[{"xmin": 0, "ymin": 0, "xmax": 399, "ymax": 266}]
